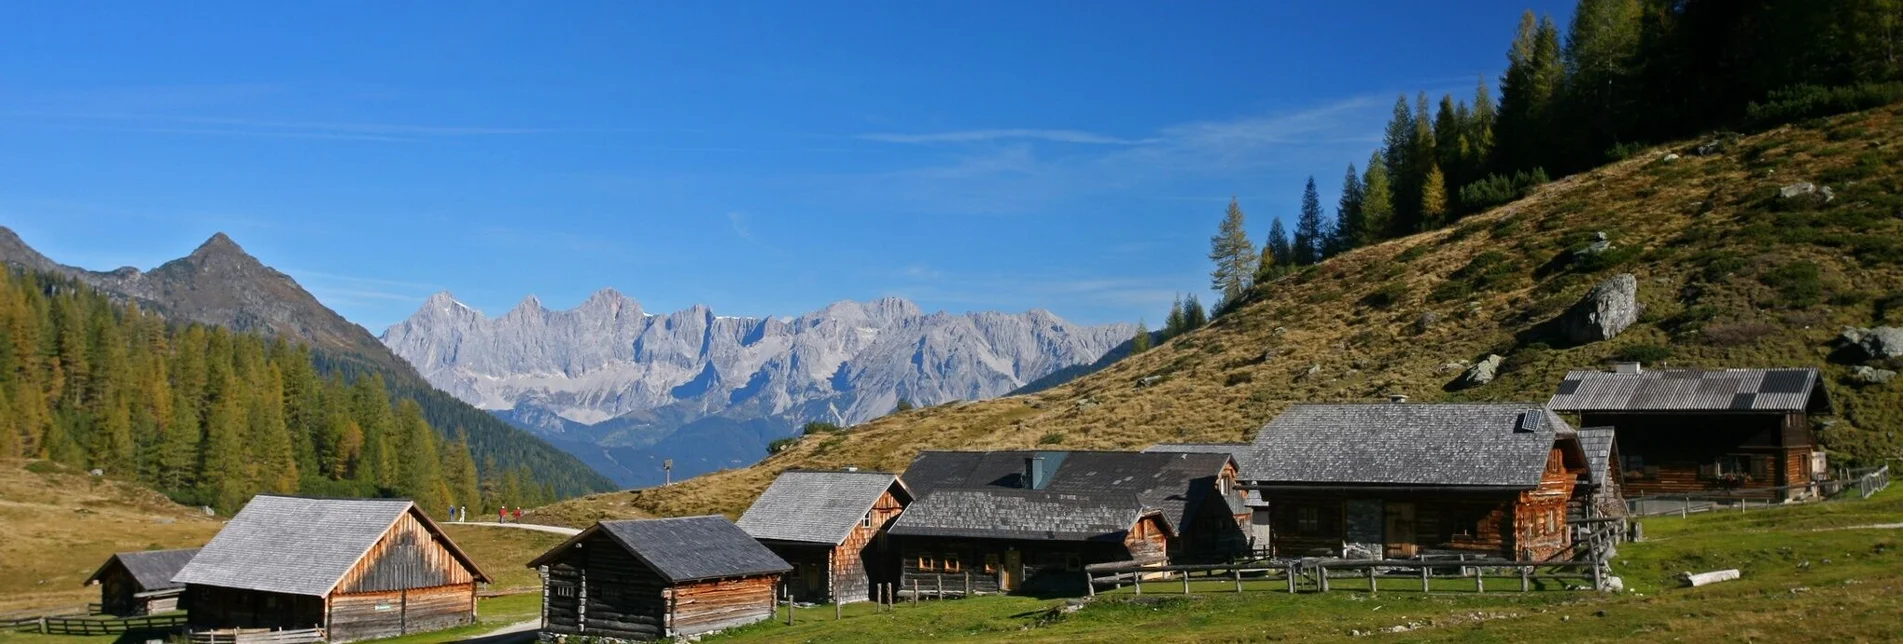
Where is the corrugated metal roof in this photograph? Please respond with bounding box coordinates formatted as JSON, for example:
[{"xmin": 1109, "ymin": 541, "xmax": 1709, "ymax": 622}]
[
  {"xmin": 1547, "ymin": 367, "xmax": 1825, "ymax": 412},
  {"xmin": 86, "ymin": 548, "xmax": 200, "ymax": 591},
  {"xmin": 172, "ymin": 496, "xmax": 488, "ymax": 597},
  {"xmin": 736, "ymin": 470, "xmax": 907, "ymax": 545},
  {"xmin": 1242, "ymin": 403, "xmax": 1576, "ymax": 488}
]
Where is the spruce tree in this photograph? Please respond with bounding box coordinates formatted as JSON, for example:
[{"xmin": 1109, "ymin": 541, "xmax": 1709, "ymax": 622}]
[
  {"xmin": 1292, "ymin": 177, "xmax": 1326, "ymax": 265},
  {"xmin": 1406, "ymin": 92, "xmax": 1437, "ymax": 233},
  {"xmin": 1470, "ymin": 77, "xmax": 1497, "ymax": 168},
  {"xmin": 1382, "ymin": 96, "xmax": 1417, "ymax": 234},
  {"xmin": 1562, "ymin": 0, "xmax": 1643, "ymax": 166},
  {"xmin": 1333, "ymin": 163, "xmax": 1365, "ymax": 255},
  {"xmin": 443, "ymin": 428, "xmax": 482, "ymax": 511},
  {"xmin": 1163, "ymin": 295, "xmax": 1186, "ymax": 339},
  {"xmin": 1207, "ymin": 198, "xmax": 1259, "ymax": 309},
  {"xmin": 396, "ymin": 399, "xmax": 450, "ymax": 516},
  {"xmin": 1182, "ymin": 294, "xmax": 1208, "ymax": 329},
  {"xmin": 201, "ymin": 374, "xmax": 250, "ymax": 514},
  {"xmin": 1361, "ymin": 151, "xmax": 1394, "ymax": 243},
  {"xmin": 1265, "ymin": 219, "xmax": 1292, "ymax": 272},
  {"xmin": 1131, "ymin": 322, "xmax": 1152, "ymax": 353},
  {"xmin": 250, "ymin": 364, "xmax": 298, "ymax": 494}
]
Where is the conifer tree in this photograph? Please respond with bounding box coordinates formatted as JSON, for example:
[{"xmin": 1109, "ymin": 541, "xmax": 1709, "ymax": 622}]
[
  {"xmin": 1292, "ymin": 177, "xmax": 1326, "ymax": 265},
  {"xmin": 395, "ymin": 399, "xmax": 450, "ymax": 515},
  {"xmin": 250, "ymin": 364, "xmax": 298, "ymax": 494},
  {"xmin": 1405, "ymin": 92, "xmax": 1437, "ymax": 233},
  {"xmin": 1265, "ymin": 218, "xmax": 1292, "ymax": 273},
  {"xmin": 1163, "ymin": 295, "xmax": 1186, "ymax": 339},
  {"xmin": 1131, "ymin": 322, "xmax": 1152, "ymax": 353},
  {"xmin": 442, "ymin": 428, "xmax": 482, "ymax": 511},
  {"xmin": 1182, "ymin": 294, "xmax": 1208, "ymax": 329},
  {"xmin": 1420, "ymin": 163, "xmax": 1449, "ymax": 229},
  {"xmin": 1382, "ymin": 96, "xmax": 1417, "ymax": 234},
  {"xmin": 1562, "ymin": 0, "xmax": 1644, "ymax": 166},
  {"xmin": 1360, "ymin": 151, "xmax": 1394, "ymax": 243},
  {"xmin": 201, "ymin": 374, "xmax": 250, "ymax": 513},
  {"xmin": 159, "ymin": 387, "xmax": 201, "ymax": 492},
  {"xmin": 1332, "ymin": 164, "xmax": 1365, "ymax": 256},
  {"xmin": 1207, "ymin": 198, "xmax": 1259, "ymax": 309},
  {"xmin": 1470, "ymin": 77, "xmax": 1497, "ymax": 167}
]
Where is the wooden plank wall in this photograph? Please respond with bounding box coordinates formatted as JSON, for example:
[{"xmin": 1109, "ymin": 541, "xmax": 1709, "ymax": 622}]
[
  {"xmin": 1588, "ymin": 411, "xmax": 1818, "ymax": 498},
  {"xmin": 1262, "ymin": 491, "xmax": 1525, "ymax": 559},
  {"xmin": 335, "ymin": 511, "xmax": 476, "ymax": 594},
  {"xmin": 897, "ymin": 537, "xmax": 1131, "ymax": 596},
  {"xmin": 667, "ymin": 576, "xmax": 778, "ymax": 637},
  {"xmin": 1124, "ymin": 516, "xmax": 1169, "ymax": 564},
  {"xmin": 764, "ymin": 545, "xmax": 829, "ymax": 604},
  {"xmin": 326, "ymin": 585, "xmax": 475, "ymax": 643},
  {"xmin": 538, "ymin": 532, "xmax": 669, "ymax": 641},
  {"xmin": 1512, "ymin": 447, "xmax": 1585, "ymax": 560},
  {"xmin": 828, "ymin": 488, "xmax": 907, "ymax": 604}
]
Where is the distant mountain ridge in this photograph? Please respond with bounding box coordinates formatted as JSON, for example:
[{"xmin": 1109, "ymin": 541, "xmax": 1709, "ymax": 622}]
[
  {"xmin": 0, "ymin": 227, "xmax": 616, "ymax": 497},
  {"xmin": 381, "ymin": 289, "xmax": 1135, "ymax": 486}
]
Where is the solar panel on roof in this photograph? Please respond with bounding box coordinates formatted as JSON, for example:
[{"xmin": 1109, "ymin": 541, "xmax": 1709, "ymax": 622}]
[
  {"xmin": 1759, "ymin": 370, "xmax": 1811, "ymax": 394},
  {"xmin": 1730, "ymin": 393, "xmax": 1758, "ymax": 410},
  {"xmin": 1556, "ymin": 379, "xmax": 1581, "ymax": 395}
]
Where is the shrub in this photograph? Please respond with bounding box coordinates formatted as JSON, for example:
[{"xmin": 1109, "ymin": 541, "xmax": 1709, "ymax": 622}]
[
  {"xmin": 1573, "ymin": 245, "xmax": 1641, "ymax": 273},
  {"xmin": 1743, "ymin": 83, "xmax": 1903, "ymax": 131},
  {"xmin": 1360, "ymin": 281, "xmax": 1410, "ymax": 309},
  {"xmin": 766, "ymin": 438, "xmax": 799, "ymax": 455},
  {"xmin": 1457, "ymin": 168, "xmax": 1551, "ymax": 213},
  {"xmin": 801, "ymin": 421, "xmax": 842, "ymax": 436},
  {"xmin": 1038, "ymin": 432, "xmax": 1065, "ymax": 445},
  {"xmin": 1760, "ymin": 261, "xmax": 1826, "ymax": 308},
  {"xmin": 1693, "ymin": 251, "xmax": 1748, "ymax": 282},
  {"xmin": 1615, "ymin": 343, "xmax": 1674, "ymax": 363},
  {"xmin": 1395, "ymin": 245, "xmax": 1429, "ymax": 263}
]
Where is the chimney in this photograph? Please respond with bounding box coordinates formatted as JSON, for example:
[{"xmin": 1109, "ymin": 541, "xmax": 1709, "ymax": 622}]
[
  {"xmin": 1614, "ymin": 361, "xmax": 1643, "ymax": 375},
  {"xmin": 844, "ymin": 466, "xmax": 858, "ymax": 472},
  {"xmin": 1387, "ymin": 393, "xmax": 1409, "ymax": 403},
  {"xmin": 1024, "ymin": 456, "xmax": 1047, "ymax": 490}
]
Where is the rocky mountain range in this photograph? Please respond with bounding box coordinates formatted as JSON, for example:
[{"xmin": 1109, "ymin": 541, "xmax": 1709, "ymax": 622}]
[{"xmin": 380, "ymin": 290, "xmax": 1136, "ymax": 486}]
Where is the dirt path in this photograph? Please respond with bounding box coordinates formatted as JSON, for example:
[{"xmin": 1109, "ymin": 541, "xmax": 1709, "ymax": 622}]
[
  {"xmin": 447, "ymin": 521, "xmax": 581, "ymax": 536},
  {"xmin": 455, "ymin": 619, "xmax": 541, "ymax": 643}
]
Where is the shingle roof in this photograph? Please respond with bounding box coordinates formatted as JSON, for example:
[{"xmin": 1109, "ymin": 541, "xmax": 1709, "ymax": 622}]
[
  {"xmin": 86, "ymin": 548, "xmax": 200, "ymax": 591},
  {"xmin": 1143, "ymin": 443, "xmax": 1266, "ymax": 508},
  {"xmin": 737, "ymin": 470, "xmax": 908, "ymax": 545},
  {"xmin": 901, "ymin": 450, "xmax": 1235, "ymax": 533},
  {"xmin": 888, "ymin": 489, "xmax": 1158, "ymax": 542},
  {"xmin": 538, "ymin": 516, "xmax": 790, "ymax": 583},
  {"xmin": 1242, "ymin": 403, "xmax": 1576, "ymax": 488},
  {"xmin": 172, "ymin": 496, "xmax": 488, "ymax": 596},
  {"xmin": 1577, "ymin": 428, "xmax": 1617, "ymax": 486},
  {"xmin": 1546, "ymin": 367, "xmax": 1828, "ymax": 413}
]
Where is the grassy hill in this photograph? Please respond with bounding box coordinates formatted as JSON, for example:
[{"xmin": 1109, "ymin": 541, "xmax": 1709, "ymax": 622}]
[{"xmin": 533, "ymin": 102, "xmax": 1903, "ymax": 525}]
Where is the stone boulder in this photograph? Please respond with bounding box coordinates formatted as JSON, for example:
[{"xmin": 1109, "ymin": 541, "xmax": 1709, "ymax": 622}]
[
  {"xmin": 1850, "ymin": 365, "xmax": 1896, "ymax": 386},
  {"xmin": 1561, "ymin": 274, "xmax": 1640, "ymax": 345},
  {"xmin": 1840, "ymin": 326, "xmax": 1903, "ymax": 361},
  {"xmin": 1778, "ymin": 182, "xmax": 1835, "ymax": 205},
  {"xmin": 1456, "ymin": 354, "xmax": 1506, "ymax": 389},
  {"xmin": 1414, "ymin": 312, "xmax": 1441, "ymax": 334}
]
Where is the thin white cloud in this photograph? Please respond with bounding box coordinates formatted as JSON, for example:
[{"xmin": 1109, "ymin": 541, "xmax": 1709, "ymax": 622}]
[{"xmin": 859, "ymin": 129, "xmax": 1150, "ymax": 145}]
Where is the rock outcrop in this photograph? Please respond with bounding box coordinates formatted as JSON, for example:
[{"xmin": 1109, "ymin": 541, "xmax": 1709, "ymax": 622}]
[
  {"xmin": 1456, "ymin": 354, "xmax": 1505, "ymax": 389},
  {"xmin": 1561, "ymin": 274, "xmax": 1640, "ymax": 344},
  {"xmin": 1840, "ymin": 326, "xmax": 1903, "ymax": 361}
]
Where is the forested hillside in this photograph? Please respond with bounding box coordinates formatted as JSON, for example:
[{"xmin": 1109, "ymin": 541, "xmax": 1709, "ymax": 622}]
[{"xmin": 0, "ymin": 269, "xmax": 570, "ymax": 515}]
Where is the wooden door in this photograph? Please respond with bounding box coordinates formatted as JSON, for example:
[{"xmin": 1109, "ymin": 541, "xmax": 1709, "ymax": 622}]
[
  {"xmin": 801, "ymin": 562, "xmax": 822, "ymax": 593},
  {"xmin": 1001, "ymin": 550, "xmax": 1022, "ymax": 591},
  {"xmin": 1385, "ymin": 503, "xmax": 1417, "ymax": 558}
]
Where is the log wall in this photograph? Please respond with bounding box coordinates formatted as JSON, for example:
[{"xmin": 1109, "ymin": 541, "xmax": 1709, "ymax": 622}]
[
  {"xmin": 1512, "ymin": 447, "xmax": 1585, "ymax": 560},
  {"xmin": 1261, "ymin": 491, "xmax": 1522, "ymax": 559},
  {"xmin": 96, "ymin": 564, "xmax": 137, "ymax": 616},
  {"xmin": 540, "ymin": 532, "xmax": 669, "ymax": 641},
  {"xmin": 325, "ymin": 584, "xmax": 475, "ymax": 643},
  {"xmin": 896, "ymin": 537, "xmax": 1131, "ymax": 596},
  {"xmin": 667, "ymin": 576, "xmax": 778, "ymax": 636},
  {"xmin": 1584, "ymin": 411, "xmax": 1820, "ymax": 498}
]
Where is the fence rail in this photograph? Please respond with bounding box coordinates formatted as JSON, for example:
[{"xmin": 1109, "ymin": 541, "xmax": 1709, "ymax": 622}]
[
  {"xmin": 189, "ymin": 627, "xmax": 326, "ymax": 644},
  {"xmin": 1626, "ymin": 464, "xmax": 1891, "ymax": 518},
  {"xmin": 6, "ymin": 613, "xmax": 188, "ymax": 636}
]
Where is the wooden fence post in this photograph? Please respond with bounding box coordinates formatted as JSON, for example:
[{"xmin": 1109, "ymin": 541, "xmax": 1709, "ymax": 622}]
[
  {"xmin": 1420, "ymin": 565, "xmax": 1429, "ymax": 593},
  {"xmin": 912, "ymin": 579, "xmax": 918, "ymax": 606},
  {"xmin": 1086, "ymin": 571, "xmax": 1096, "ymax": 597},
  {"xmin": 936, "ymin": 575, "xmax": 944, "ymax": 600},
  {"xmin": 1520, "ymin": 566, "xmax": 1530, "ymax": 593},
  {"xmin": 965, "ymin": 572, "xmax": 971, "ymax": 598},
  {"xmin": 1234, "ymin": 567, "xmax": 1243, "ymax": 593},
  {"xmin": 1319, "ymin": 566, "xmax": 1329, "ymax": 593},
  {"xmin": 1475, "ymin": 570, "xmax": 1484, "ymax": 594},
  {"xmin": 785, "ymin": 589, "xmax": 794, "ymax": 626},
  {"xmin": 1134, "ymin": 572, "xmax": 1142, "ymax": 595},
  {"xmin": 1287, "ymin": 563, "xmax": 1297, "ymax": 594},
  {"xmin": 1367, "ymin": 567, "xmax": 1377, "ymax": 595},
  {"xmin": 1182, "ymin": 569, "xmax": 1191, "ymax": 595}
]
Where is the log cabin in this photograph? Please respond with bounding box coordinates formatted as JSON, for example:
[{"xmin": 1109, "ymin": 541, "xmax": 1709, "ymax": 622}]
[
  {"xmin": 84, "ymin": 548, "xmax": 199, "ymax": 616},
  {"xmin": 528, "ymin": 516, "xmax": 790, "ymax": 642},
  {"xmin": 171, "ymin": 496, "xmax": 491, "ymax": 643},
  {"xmin": 1546, "ymin": 365, "xmax": 1832, "ymax": 500},
  {"xmin": 735, "ymin": 470, "xmax": 911, "ymax": 604},
  {"xmin": 1240, "ymin": 403, "xmax": 1592, "ymax": 561},
  {"xmin": 888, "ymin": 450, "xmax": 1249, "ymax": 596},
  {"xmin": 1142, "ymin": 443, "xmax": 1273, "ymax": 550}
]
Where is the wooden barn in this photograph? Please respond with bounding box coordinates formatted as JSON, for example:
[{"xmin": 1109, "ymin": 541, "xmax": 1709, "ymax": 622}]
[
  {"xmin": 84, "ymin": 548, "xmax": 199, "ymax": 616},
  {"xmin": 1240, "ymin": 403, "xmax": 1592, "ymax": 561},
  {"xmin": 171, "ymin": 496, "xmax": 491, "ymax": 643},
  {"xmin": 528, "ymin": 516, "xmax": 790, "ymax": 641},
  {"xmin": 1546, "ymin": 365, "xmax": 1832, "ymax": 500},
  {"xmin": 887, "ymin": 450, "xmax": 1249, "ymax": 596},
  {"xmin": 735, "ymin": 470, "xmax": 911, "ymax": 604}
]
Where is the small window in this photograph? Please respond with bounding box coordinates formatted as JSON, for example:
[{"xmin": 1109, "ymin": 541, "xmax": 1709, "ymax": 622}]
[
  {"xmin": 1218, "ymin": 477, "xmax": 1230, "ymax": 496},
  {"xmin": 945, "ymin": 554, "xmax": 962, "ymax": 573},
  {"xmin": 1063, "ymin": 554, "xmax": 1082, "ymax": 572},
  {"xmin": 862, "ymin": 512, "xmax": 873, "ymax": 529},
  {"xmin": 983, "ymin": 554, "xmax": 999, "ymax": 574},
  {"xmin": 918, "ymin": 553, "xmax": 936, "ymax": 572},
  {"xmin": 1297, "ymin": 507, "xmax": 1320, "ymax": 534}
]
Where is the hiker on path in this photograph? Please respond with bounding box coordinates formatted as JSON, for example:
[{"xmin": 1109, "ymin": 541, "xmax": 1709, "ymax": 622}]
[{"xmin": 498, "ymin": 507, "xmax": 507, "ymax": 523}]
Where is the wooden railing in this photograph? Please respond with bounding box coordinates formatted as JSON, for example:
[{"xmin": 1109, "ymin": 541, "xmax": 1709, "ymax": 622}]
[
  {"xmin": 6, "ymin": 613, "xmax": 188, "ymax": 636},
  {"xmin": 188, "ymin": 627, "xmax": 326, "ymax": 644},
  {"xmin": 1084, "ymin": 556, "xmax": 1605, "ymax": 595},
  {"xmin": 1626, "ymin": 464, "xmax": 1891, "ymax": 517}
]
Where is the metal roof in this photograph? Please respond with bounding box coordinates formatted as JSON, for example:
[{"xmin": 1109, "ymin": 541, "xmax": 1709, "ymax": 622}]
[
  {"xmin": 86, "ymin": 548, "xmax": 200, "ymax": 591},
  {"xmin": 901, "ymin": 450, "xmax": 1236, "ymax": 533},
  {"xmin": 887, "ymin": 489, "xmax": 1162, "ymax": 542},
  {"xmin": 1242, "ymin": 403, "xmax": 1577, "ymax": 488},
  {"xmin": 1546, "ymin": 367, "xmax": 1828, "ymax": 413},
  {"xmin": 531, "ymin": 516, "xmax": 791, "ymax": 583},
  {"xmin": 736, "ymin": 470, "xmax": 909, "ymax": 546},
  {"xmin": 171, "ymin": 496, "xmax": 489, "ymax": 597}
]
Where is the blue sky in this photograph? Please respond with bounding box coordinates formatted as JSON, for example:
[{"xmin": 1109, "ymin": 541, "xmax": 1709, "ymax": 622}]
[{"xmin": 0, "ymin": 1, "xmax": 1575, "ymax": 331}]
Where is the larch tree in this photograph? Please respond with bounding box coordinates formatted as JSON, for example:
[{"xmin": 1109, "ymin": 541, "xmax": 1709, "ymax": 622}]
[
  {"xmin": 1420, "ymin": 163, "xmax": 1449, "ymax": 229},
  {"xmin": 1131, "ymin": 321, "xmax": 1153, "ymax": 353},
  {"xmin": 1361, "ymin": 152, "xmax": 1394, "ymax": 244},
  {"xmin": 1207, "ymin": 198, "xmax": 1259, "ymax": 309}
]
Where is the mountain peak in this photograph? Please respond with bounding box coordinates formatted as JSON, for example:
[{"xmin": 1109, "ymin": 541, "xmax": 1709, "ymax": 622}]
[
  {"xmin": 190, "ymin": 232, "xmax": 248, "ymax": 259},
  {"xmin": 509, "ymin": 294, "xmax": 545, "ymax": 315}
]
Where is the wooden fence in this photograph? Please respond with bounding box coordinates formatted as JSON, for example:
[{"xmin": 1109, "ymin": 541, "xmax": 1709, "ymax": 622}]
[
  {"xmin": 1626, "ymin": 464, "xmax": 1891, "ymax": 518},
  {"xmin": 5, "ymin": 613, "xmax": 188, "ymax": 636},
  {"xmin": 1085, "ymin": 556, "xmax": 1602, "ymax": 596},
  {"xmin": 188, "ymin": 627, "xmax": 327, "ymax": 644}
]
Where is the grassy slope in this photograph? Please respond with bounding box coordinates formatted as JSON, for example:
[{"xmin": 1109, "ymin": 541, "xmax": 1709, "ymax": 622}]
[
  {"xmin": 709, "ymin": 487, "xmax": 1903, "ymax": 643},
  {"xmin": 532, "ymin": 103, "xmax": 1903, "ymax": 525}
]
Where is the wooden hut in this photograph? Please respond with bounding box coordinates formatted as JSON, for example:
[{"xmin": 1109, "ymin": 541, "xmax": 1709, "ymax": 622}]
[
  {"xmin": 735, "ymin": 470, "xmax": 911, "ymax": 604},
  {"xmin": 171, "ymin": 496, "xmax": 491, "ymax": 643},
  {"xmin": 1546, "ymin": 365, "xmax": 1832, "ymax": 500},
  {"xmin": 84, "ymin": 548, "xmax": 199, "ymax": 616},
  {"xmin": 1240, "ymin": 403, "xmax": 1591, "ymax": 561},
  {"xmin": 888, "ymin": 450, "xmax": 1248, "ymax": 595},
  {"xmin": 527, "ymin": 516, "xmax": 790, "ymax": 641}
]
